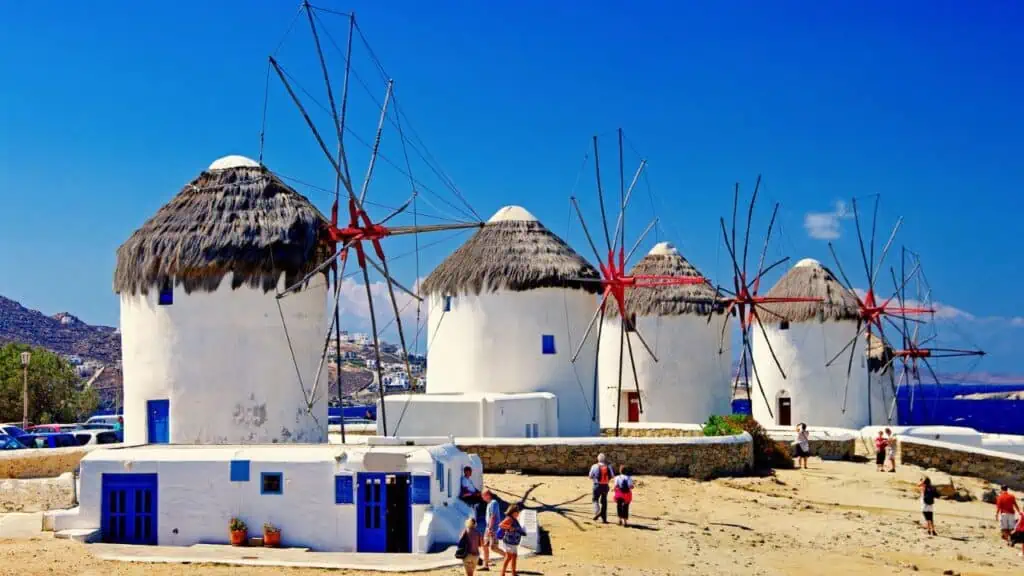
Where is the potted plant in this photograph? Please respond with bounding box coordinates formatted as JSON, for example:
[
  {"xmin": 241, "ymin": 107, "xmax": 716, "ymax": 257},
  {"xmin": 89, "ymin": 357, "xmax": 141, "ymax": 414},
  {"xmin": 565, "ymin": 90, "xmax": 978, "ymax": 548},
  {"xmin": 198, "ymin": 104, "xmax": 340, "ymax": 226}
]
[
  {"xmin": 263, "ymin": 522, "xmax": 281, "ymax": 548},
  {"xmin": 229, "ymin": 518, "xmax": 247, "ymax": 546}
]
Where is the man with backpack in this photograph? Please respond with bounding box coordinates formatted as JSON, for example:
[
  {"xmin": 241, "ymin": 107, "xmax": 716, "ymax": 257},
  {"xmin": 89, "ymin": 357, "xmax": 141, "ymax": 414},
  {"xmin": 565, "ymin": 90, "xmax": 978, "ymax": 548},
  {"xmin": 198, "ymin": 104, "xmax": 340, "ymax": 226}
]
[{"xmin": 588, "ymin": 453, "xmax": 615, "ymax": 524}]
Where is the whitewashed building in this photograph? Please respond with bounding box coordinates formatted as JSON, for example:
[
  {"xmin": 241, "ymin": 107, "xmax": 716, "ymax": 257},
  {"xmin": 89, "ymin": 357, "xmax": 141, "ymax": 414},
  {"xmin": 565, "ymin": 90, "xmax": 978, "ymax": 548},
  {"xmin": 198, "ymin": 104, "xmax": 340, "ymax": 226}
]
[
  {"xmin": 380, "ymin": 392, "xmax": 558, "ymax": 438},
  {"xmin": 598, "ymin": 242, "xmax": 731, "ymax": 427},
  {"xmin": 751, "ymin": 258, "xmax": 888, "ymax": 429},
  {"xmin": 51, "ymin": 441, "xmax": 481, "ymax": 553},
  {"xmin": 113, "ymin": 155, "xmax": 333, "ymax": 445},
  {"xmin": 417, "ymin": 205, "xmax": 602, "ymax": 437}
]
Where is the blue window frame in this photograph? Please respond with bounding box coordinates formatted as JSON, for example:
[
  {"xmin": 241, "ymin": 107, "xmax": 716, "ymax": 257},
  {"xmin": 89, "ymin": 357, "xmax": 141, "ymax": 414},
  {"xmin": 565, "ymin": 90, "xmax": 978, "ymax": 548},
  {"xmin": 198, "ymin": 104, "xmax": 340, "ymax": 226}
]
[
  {"xmin": 158, "ymin": 282, "xmax": 173, "ymax": 306},
  {"xmin": 436, "ymin": 462, "xmax": 444, "ymax": 492},
  {"xmin": 443, "ymin": 295, "xmax": 452, "ymax": 312},
  {"xmin": 335, "ymin": 475, "xmax": 354, "ymax": 504},
  {"xmin": 411, "ymin": 475, "xmax": 431, "ymax": 505},
  {"xmin": 542, "ymin": 334, "xmax": 556, "ymax": 355},
  {"xmin": 230, "ymin": 460, "xmax": 250, "ymax": 482},
  {"xmin": 261, "ymin": 472, "xmax": 283, "ymax": 495}
]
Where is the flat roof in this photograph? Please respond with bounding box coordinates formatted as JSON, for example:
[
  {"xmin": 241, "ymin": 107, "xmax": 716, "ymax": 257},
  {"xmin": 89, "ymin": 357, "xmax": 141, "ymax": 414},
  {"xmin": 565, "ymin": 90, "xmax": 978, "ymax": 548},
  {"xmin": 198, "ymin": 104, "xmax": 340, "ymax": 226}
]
[{"xmin": 81, "ymin": 442, "xmax": 454, "ymax": 465}]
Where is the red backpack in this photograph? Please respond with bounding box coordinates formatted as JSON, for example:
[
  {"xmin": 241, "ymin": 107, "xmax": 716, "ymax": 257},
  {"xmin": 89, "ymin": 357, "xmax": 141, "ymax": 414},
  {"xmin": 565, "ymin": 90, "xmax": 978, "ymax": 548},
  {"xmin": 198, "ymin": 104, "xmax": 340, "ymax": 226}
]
[{"xmin": 598, "ymin": 464, "xmax": 611, "ymax": 484}]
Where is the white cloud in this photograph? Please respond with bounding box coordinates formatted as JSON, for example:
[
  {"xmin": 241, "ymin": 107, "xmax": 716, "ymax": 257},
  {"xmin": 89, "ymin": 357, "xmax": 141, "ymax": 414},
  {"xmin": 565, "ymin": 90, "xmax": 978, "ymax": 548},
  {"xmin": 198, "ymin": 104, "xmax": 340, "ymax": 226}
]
[
  {"xmin": 331, "ymin": 275, "xmax": 430, "ymax": 348},
  {"xmin": 804, "ymin": 200, "xmax": 852, "ymax": 240}
]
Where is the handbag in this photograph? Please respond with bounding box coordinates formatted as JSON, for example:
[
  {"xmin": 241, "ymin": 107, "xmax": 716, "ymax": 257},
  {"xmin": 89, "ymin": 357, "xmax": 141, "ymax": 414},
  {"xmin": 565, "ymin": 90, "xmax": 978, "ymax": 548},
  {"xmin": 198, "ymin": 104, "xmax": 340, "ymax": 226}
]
[{"xmin": 454, "ymin": 532, "xmax": 469, "ymax": 559}]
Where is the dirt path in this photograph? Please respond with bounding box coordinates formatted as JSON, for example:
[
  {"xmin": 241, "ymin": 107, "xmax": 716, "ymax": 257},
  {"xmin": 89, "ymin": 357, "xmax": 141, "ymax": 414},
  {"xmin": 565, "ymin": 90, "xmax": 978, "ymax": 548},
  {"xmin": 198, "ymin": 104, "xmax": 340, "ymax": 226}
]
[{"xmin": 1, "ymin": 459, "xmax": 1021, "ymax": 575}]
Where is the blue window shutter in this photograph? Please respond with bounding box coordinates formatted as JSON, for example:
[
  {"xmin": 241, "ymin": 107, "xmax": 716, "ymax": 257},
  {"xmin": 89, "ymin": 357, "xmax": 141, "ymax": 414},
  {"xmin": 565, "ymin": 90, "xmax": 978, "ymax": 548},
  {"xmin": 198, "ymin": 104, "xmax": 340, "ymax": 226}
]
[
  {"xmin": 443, "ymin": 295, "xmax": 452, "ymax": 312},
  {"xmin": 230, "ymin": 460, "xmax": 250, "ymax": 482},
  {"xmin": 542, "ymin": 334, "xmax": 556, "ymax": 355},
  {"xmin": 411, "ymin": 476, "xmax": 431, "ymax": 504},
  {"xmin": 335, "ymin": 475, "xmax": 354, "ymax": 504},
  {"xmin": 158, "ymin": 281, "xmax": 173, "ymax": 306},
  {"xmin": 436, "ymin": 462, "xmax": 444, "ymax": 491},
  {"xmin": 260, "ymin": 472, "xmax": 283, "ymax": 495}
]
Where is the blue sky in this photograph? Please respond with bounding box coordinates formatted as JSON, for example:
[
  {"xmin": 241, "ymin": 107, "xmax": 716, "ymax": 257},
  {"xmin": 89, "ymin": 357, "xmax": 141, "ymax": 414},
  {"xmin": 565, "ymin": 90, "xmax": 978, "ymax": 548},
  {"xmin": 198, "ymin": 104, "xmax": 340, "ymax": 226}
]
[{"xmin": 1, "ymin": 1, "xmax": 1021, "ymax": 374}]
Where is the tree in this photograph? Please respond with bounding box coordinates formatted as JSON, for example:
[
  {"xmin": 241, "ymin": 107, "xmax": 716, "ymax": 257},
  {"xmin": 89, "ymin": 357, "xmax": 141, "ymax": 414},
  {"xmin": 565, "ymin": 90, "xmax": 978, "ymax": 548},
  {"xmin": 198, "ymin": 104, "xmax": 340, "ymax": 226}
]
[{"xmin": 0, "ymin": 343, "xmax": 97, "ymax": 424}]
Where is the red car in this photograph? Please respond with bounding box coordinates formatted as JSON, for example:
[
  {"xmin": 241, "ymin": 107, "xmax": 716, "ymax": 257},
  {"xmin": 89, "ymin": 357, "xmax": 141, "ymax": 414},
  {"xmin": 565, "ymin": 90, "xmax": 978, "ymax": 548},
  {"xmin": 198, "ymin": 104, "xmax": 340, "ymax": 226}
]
[{"xmin": 25, "ymin": 423, "xmax": 82, "ymax": 434}]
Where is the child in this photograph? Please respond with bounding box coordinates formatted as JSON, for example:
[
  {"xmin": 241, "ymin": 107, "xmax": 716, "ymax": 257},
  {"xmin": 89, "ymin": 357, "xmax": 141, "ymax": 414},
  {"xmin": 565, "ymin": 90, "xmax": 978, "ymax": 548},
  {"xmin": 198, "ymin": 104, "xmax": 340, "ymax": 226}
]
[
  {"xmin": 497, "ymin": 504, "xmax": 526, "ymax": 576},
  {"xmin": 613, "ymin": 466, "xmax": 635, "ymax": 526},
  {"xmin": 457, "ymin": 517, "xmax": 482, "ymax": 576},
  {"xmin": 884, "ymin": 428, "xmax": 897, "ymax": 472}
]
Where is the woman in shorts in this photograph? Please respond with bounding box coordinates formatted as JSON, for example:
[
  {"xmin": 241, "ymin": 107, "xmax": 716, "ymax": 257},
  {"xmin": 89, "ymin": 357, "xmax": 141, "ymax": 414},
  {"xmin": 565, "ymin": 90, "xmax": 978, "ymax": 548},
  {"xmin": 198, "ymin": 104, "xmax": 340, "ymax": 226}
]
[
  {"xmin": 497, "ymin": 504, "xmax": 526, "ymax": 576},
  {"xmin": 919, "ymin": 476, "xmax": 937, "ymax": 536},
  {"xmin": 793, "ymin": 423, "xmax": 811, "ymax": 469}
]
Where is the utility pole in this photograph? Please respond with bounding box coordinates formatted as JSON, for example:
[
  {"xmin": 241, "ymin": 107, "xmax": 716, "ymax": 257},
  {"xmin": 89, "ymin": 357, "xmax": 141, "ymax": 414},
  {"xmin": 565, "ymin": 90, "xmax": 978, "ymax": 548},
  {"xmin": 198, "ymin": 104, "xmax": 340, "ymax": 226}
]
[{"xmin": 20, "ymin": 351, "xmax": 31, "ymax": 429}]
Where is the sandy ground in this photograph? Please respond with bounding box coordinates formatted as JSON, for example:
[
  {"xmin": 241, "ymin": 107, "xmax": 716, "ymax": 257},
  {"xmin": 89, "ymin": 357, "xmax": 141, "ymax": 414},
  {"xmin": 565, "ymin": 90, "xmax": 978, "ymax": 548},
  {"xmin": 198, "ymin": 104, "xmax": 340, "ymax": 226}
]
[{"xmin": 1, "ymin": 459, "xmax": 1022, "ymax": 576}]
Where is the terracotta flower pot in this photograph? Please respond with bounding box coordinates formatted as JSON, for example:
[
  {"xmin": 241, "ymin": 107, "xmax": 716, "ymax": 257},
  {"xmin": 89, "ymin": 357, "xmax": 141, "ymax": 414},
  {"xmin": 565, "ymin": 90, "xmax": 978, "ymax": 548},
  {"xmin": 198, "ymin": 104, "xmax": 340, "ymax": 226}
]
[
  {"xmin": 263, "ymin": 530, "xmax": 281, "ymax": 547},
  {"xmin": 230, "ymin": 529, "xmax": 248, "ymax": 546}
]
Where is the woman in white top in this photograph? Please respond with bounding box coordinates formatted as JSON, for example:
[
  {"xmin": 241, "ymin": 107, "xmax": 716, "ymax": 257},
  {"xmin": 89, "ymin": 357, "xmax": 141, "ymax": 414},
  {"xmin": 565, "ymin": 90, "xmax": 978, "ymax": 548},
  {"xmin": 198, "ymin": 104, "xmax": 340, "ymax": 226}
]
[{"xmin": 793, "ymin": 423, "xmax": 811, "ymax": 469}]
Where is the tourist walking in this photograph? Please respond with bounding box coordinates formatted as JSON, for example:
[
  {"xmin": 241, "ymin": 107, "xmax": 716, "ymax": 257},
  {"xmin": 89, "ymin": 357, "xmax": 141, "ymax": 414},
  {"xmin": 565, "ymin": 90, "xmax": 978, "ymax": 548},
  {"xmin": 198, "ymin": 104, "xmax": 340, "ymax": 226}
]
[
  {"xmin": 919, "ymin": 477, "xmax": 938, "ymax": 536},
  {"xmin": 1010, "ymin": 512, "xmax": 1024, "ymax": 558},
  {"xmin": 588, "ymin": 453, "xmax": 615, "ymax": 523},
  {"xmin": 874, "ymin": 430, "xmax": 888, "ymax": 472},
  {"xmin": 497, "ymin": 504, "xmax": 526, "ymax": 576},
  {"xmin": 456, "ymin": 517, "xmax": 482, "ymax": 576},
  {"xmin": 995, "ymin": 485, "xmax": 1021, "ymax": 545},
  {"xmin": 793, "ymin": 423, "xmax": 810, "ymax": 469},
  {"xmin": 884, "ymin": 428, "xmax": 897, "ymax": 472},
  {"xmin": 613, "ymin": 465, "xmax": 635, "ymax": 526},
  {"xmin": 481, "ymin": 490, "xmax": 504, "ymax": 570}
]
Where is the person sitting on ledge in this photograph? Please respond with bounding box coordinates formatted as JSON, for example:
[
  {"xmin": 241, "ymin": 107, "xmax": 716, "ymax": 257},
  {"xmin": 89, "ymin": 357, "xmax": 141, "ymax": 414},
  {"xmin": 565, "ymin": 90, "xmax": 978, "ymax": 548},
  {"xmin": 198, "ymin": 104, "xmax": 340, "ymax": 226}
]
[{"xmin": 460, "ymin": 466, "xmax": 484, "ymax": 510}]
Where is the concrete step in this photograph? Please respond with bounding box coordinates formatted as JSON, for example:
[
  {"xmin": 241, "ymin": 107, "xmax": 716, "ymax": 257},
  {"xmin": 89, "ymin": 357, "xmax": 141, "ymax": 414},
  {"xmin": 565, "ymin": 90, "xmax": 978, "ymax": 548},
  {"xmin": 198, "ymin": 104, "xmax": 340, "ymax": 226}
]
[{"xmin": 55, "ymin": 528, "xmax": 100, "ymax": 543}]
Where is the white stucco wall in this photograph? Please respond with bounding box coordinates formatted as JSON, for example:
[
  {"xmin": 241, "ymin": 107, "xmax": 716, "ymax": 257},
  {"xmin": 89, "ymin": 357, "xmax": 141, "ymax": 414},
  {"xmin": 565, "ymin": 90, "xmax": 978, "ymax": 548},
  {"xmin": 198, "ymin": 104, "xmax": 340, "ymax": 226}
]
[
  {"xmin": 597, "ymin": 314, "xmax": 732, "ymax": 427},
  {"xmin": 56, "ymin": 443, "xmax": 477, "ymax": 553},
  {"xmin": 425, "ymin": 289, "xmax": 599, "ymax": 436},
  {"xmin": 120, "ymin": 272, "xmax": 328, "ymax": 445},
  {"xmin": 381, "ymin": 393, "xmax": 558, "ymax": 438},
  {"xmin": 751, "ymin": 320, "xmax": 888, "ymax": 429}
]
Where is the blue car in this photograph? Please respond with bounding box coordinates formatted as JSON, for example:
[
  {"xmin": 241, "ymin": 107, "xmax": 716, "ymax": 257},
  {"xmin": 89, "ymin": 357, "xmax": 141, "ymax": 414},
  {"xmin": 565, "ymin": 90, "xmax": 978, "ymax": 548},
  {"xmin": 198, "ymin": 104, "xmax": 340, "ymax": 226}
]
[
  {"xmin": 0, "ymin": 434, "xmax": 27, "ymax": 450},
  {"xmin": 0, "ymin": 424, "xmax": 29, "ymax": 438},
  {"xmin": 19, "ymin": 432, "xmax": 79, "ymax": 449}
]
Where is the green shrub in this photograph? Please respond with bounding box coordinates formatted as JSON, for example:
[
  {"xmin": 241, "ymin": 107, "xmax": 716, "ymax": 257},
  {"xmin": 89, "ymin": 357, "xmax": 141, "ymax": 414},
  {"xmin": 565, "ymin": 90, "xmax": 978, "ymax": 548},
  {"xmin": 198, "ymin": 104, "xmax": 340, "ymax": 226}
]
[{"xmin": 702, "ymin": 414, "xmax": 794, "ymax": 471}]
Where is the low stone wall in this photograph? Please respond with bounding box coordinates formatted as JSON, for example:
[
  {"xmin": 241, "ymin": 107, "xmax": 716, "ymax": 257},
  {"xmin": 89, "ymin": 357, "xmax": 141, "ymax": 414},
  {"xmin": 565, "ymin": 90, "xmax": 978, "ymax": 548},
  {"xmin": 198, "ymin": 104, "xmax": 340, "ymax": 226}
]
[
  {"xmin": 0, "ymin": 472, "xmax": 76, "ymax": 512},
  {"xmin": 0, "ymin": 447, "xmax": 91, "ymax": 479},
  {"xmin": 898, "ymin": 436, "xmax": 1024, "ymax": 491},
  {"xmin": 599, "ymin": 423, "xmax": 704, "ymax": 438},
  {"xmin": 766, "ymin": 429, "xmax": 857, "ymax": 461},
  {"xmin": 457, "ymin": 433, "xmax": 753, "ymax": 480}
]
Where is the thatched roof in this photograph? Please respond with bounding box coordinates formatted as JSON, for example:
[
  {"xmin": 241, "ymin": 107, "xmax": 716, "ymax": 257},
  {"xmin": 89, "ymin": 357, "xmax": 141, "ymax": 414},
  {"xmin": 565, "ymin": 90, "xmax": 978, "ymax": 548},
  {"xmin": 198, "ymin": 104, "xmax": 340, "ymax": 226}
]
[
  {"xmin": 607, "ymin": 242, "xmax": 723, "ymax": 318},
  {"xmin": 114, "ymin": 156, "xmax": 332, "ymax": 296},
  {"xmin": 760, "ymin": 258, "xmax": 861, "ymax": 323},
  {"xmin": 420, "ymin": 205, "xmax": 601, "ymax": 296},
  {"xmin": 865, "ymin": 332, "xmax": 893, "ymax": 373}
]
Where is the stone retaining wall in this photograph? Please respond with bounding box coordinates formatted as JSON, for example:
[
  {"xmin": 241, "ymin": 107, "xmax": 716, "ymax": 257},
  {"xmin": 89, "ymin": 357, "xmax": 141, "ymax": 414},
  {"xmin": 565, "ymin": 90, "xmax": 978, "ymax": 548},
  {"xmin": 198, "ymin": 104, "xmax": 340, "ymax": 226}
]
[
  {"xmin": 0, "ymin": 447, "xmax": 90, "ymax": 479},
  {"xmin": 0, "ymin": 472, "xmax": 75, "ymax": 512},
  {"xmin": 599, "ymin": 423, "xmax": 704, "ymax": 438},
  {"xmin": 458, "ymin": 433, "xmax": 753, "ymax": 480},
  {"xmin": 898, "ymin": 436, "xmax": 1024, "ymax": 491}
]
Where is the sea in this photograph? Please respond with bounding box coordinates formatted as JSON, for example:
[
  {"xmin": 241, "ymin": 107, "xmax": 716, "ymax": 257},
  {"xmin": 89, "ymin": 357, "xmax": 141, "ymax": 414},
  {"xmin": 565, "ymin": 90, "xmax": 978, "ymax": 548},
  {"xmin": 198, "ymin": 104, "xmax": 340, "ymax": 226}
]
[{"xmin": 733, "ymin": 382, "xmax": 1024, "ymax": 435}]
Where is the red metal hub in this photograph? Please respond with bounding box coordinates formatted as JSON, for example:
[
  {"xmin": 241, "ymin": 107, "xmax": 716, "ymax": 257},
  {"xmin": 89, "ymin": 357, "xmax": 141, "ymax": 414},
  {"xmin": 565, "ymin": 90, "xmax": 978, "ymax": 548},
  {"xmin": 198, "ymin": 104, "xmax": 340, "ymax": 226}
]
[
  {"xmin": 597, "ymin": 248, "xmax": 706, "ymax": 318},
  {"xmin": 327, "ymin": 197, "xmax": 391, "ymax": 269}
]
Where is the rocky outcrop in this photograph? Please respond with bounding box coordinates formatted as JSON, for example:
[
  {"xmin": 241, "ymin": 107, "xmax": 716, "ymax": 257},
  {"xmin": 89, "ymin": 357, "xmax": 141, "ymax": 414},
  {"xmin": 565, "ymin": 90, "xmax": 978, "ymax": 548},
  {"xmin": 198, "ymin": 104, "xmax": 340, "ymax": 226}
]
[{"xmin": 0, "ymin": 296, "xmax": 120, "ymax": 364}]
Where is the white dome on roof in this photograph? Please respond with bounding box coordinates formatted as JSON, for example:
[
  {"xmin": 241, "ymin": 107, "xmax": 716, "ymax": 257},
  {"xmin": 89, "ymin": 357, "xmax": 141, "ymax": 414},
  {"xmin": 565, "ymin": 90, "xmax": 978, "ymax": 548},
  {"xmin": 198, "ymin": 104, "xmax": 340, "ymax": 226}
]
[
  {"xmin": 648, "ymin": 241, "xmax": 678, "ymax": 256},
  {"xmin": 208, "ymin": 155, "xmax": 260, "ymax": 171},
  {"xmin": 487, "ymin": 205, "xmax": 537, "ymax": 223},
  {"xmin": 794, "ymin": 258, "xmax": 821, "ymax": 268}
]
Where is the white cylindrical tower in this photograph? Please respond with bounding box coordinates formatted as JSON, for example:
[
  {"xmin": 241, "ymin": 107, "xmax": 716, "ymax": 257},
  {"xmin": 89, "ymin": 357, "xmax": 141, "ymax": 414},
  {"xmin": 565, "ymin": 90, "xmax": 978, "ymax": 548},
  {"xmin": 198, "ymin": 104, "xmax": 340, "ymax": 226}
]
[
  {"xmin": 114, "ymin": 155, "xmax": 332, "ymax": 445},
  {"xmin": 751, "ymin": 258, "xmax": 878, "ymax": 429},
  {"xmin": 420, "ymin": 206, "xmax": 601, "ymax": 436},
  {"xmin": 598, "ymin": 242, "xmax": 732, "ymax": 428}
]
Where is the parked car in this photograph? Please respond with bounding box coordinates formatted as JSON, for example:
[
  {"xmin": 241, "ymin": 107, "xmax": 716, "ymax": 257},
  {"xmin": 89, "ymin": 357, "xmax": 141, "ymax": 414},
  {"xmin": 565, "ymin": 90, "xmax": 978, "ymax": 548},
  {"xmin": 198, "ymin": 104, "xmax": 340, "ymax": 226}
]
[
  {"xmin": 19, "ymin": 433, "xmax": 79, "ymax": 449},
  {"xmin": 26, "ymin": 423, "xmax": 82, "ymax": 434},
  {"xmin": 0, "ymin": 434, "xmax": 27, "ymax": 450},
  {"xmin": 84, "ymin": 415, "xmax": 123, "ymax": 429},
  {"xmin": 72, "ymin": 429, "xmax": 121, "ymax": 446},
  {"xmin": 0, "ymin": 424, "xmax": 29, "ymax": 438}
]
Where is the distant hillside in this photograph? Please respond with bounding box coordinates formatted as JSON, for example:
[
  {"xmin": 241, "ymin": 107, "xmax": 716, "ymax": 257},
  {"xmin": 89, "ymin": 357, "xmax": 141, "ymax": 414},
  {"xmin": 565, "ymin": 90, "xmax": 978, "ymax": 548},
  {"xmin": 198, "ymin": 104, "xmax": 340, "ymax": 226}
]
[{"xmin": 0, "ymin": 295, "xmax": 121, "ymax": 364}]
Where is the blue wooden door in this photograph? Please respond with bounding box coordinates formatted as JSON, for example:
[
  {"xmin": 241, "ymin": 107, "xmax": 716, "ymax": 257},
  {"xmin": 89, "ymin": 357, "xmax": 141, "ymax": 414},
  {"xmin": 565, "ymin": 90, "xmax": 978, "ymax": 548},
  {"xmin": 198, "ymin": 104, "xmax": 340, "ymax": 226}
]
[
  {"xmin": 357, "ymin": 473, "xmax": 387, "ymax": 552},
  {"xmin": 101, "ymin": 473, "xmax": 158, "ymax": 544},
  {"xmin": 147, "ymin": 399, "xmax": 169, "ymax": 444}
]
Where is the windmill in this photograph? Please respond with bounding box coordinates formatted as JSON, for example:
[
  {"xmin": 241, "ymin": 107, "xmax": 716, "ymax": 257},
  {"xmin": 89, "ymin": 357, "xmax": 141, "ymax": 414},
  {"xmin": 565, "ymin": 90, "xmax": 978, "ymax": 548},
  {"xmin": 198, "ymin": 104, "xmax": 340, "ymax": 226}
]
[
  {"xmin": 822, "ymin": 195, "xmax": 934, "ymax": 419},
  {"xmin": 565, "ymin": 129, "xmax": 708, "ymax": 436},
  {"xmin": 263, "ymin": 3, "xmax": 483, "ymax": 438},
  {"xmin": 713, "ymin": 176, "xmax": 823, "ymax": 418},
  {"xmin": 880, "ymin": 248, "xmax": 985, "ymax": 422}
]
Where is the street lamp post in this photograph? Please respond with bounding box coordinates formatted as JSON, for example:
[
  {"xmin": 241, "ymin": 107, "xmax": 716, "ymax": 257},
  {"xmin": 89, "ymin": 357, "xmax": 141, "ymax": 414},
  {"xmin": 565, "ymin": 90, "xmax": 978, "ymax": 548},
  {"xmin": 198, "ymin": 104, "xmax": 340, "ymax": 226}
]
[{"xmin": 20, "ymin": 351, "xmax": 31, "ymax": 430}]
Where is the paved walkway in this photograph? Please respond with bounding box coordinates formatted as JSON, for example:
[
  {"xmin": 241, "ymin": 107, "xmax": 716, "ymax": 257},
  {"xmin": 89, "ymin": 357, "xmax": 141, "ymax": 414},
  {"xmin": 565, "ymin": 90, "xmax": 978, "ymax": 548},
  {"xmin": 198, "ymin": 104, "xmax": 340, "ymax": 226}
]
[
  {"xmin": 0, "ymin": 512, "xmax": 43, "ymax": 539},
  {"xmin": 89, "ymin": 542, "xmax": 535, "ymax": 572}
]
